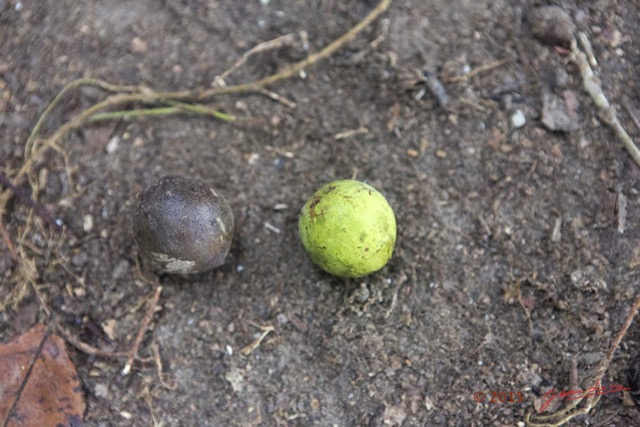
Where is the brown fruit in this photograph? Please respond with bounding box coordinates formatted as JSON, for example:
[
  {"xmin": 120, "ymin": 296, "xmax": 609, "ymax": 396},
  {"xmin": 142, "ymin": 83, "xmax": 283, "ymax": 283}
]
[{"xmin": 133, "ymin": 176, "xmax": 234, "ymax": 274}]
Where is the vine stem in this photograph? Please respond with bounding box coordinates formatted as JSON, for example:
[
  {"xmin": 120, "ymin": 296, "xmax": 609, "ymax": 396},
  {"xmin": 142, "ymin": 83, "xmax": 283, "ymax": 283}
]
[
  {"xmin": 24, "ymin": 78, "xmax": 146, "ymax": 159},
  {"xmin": 86, "ymin": 103, "xmax": 236, "ymax": 123},
  {"xmin": 21, "ymin": 0, "xmax": 392, "ymax": 173}
]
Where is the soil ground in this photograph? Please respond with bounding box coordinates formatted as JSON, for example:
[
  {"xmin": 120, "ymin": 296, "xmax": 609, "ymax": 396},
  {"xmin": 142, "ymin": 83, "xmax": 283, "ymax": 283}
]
[{"xmin": 2, "ymin": 0, "xmax": 640, "ymax": 426}]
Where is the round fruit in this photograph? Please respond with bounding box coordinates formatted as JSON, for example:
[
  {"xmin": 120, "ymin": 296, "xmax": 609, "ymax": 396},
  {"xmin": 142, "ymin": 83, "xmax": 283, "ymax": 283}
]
[
  {"xmin": 298, "ymin": 179, "xmax": 396, "ymax": 278},
  {"xmin": 133, "ymin": 176, "xmax": 234, "ymax": 274}
]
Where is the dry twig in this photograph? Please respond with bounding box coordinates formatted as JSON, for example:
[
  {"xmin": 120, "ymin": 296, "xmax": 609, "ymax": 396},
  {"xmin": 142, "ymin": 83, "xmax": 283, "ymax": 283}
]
[
  {"xmin": 151, "ymin": 340, "xmax": 176, "ymax": 390},
  {"xmin": 569, "ymin": 33, "xmax": 640, "ymax": 167},
  {"xmin": 55, "ymin": 286, "xmax": 163, "ymax": 372},
  {"xmin": 240, "ymin": 324, "xmax": 275, "ymax": 356},
  {"xmin": 123, "ymin": 286, "xmax": 163, "ymax": 375},
  {"xmin": 525, "ymin": 294, "xmax": 640, "ymax": 426},
  {"xmin": 214, "ymin": 33, "xmax": 297, "ymax": 86},
  {"xmin": 57, "ymin": 323, "xmax": 130, "ymax": 359}
]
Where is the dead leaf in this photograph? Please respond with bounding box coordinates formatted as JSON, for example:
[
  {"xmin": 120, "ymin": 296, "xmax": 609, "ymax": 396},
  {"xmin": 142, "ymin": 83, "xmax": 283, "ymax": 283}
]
[
  {"xmin": 0, "ymin": 324, "xmax": 85, "ymax": 427},
  {"xmin": 383, "ymin": 404, "xmax": 407, "ymax": 425}
]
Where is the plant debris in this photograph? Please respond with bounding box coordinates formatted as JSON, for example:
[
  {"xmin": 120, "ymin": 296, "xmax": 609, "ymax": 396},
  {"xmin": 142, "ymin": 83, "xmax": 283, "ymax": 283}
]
[{"xmin": 0, "ymin": 324, "xmax": 85, "ymax": 427}]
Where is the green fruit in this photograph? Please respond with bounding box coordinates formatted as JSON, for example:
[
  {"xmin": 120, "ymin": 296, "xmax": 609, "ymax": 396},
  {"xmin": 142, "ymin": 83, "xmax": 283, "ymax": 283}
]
[{"xmin": 298, "ymin": 180, "xmax": 396, "ymax": 278}]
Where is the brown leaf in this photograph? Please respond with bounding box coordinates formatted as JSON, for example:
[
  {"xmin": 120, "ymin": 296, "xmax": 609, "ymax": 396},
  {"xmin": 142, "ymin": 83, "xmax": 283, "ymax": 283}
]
[{"xmin": 0, "ymin": 324, "xmax": 85, "ymax": 427}]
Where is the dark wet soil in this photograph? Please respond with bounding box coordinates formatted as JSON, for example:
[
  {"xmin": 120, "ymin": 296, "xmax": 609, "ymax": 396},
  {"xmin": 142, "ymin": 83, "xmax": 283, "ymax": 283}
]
[{"xmin": 2, "ymin": 0, "xmax": 640, "ymax": 425}]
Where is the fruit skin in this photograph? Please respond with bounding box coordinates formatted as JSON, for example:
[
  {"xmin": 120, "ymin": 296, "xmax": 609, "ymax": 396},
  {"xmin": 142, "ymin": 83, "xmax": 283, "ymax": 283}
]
[
  {"xmin": 133, "ymin": 176, "xmax": 234, "ymax": 274},
  {"xmin": 298, "ymin": 179, "xmax": 396, "ymax": 278}
]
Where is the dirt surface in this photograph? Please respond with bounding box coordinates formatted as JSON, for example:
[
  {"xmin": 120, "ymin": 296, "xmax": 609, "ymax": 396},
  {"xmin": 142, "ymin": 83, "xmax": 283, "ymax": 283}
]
[{"xmin": 2, "ymin": 0, "xmax": 640, "ymax": 425}]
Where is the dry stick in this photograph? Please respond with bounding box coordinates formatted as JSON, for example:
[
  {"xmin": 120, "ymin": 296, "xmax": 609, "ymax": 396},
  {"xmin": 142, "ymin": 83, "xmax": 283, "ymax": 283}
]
[
  {"xmin": 569, "ymin": 34, "xmax": 640, "ymax": 167},
  {"xmin": 526, "ymin": 294, "xmax": 640, "ymax": 427},
  {"xmin": 151, "ymin": 341, "xmax": 176, "ymax": 390},
  {"xmin": 256, "ymin": 88, "xmax": 297, "ymax": 108},
  {"xmin": 193, "ymin": 0, "xmax": 393, "ymax": 100},
  {"xmin": 240, "ymin": 325, "xmax": 275, "ymax": 356},
  {"xmin": 122, "ymin": 286, "xmax": 163, "ymax": 375},
  {"xmin": 57, "ymin": 323, "xmax": 130, "ymax": 359},
  {"xmin": 107, "ymin": 0, "xmax": 392, "ymax": 101},
  {"xmin": 215, "ymin": 33, "xmax": 297, "ymax": 84}
]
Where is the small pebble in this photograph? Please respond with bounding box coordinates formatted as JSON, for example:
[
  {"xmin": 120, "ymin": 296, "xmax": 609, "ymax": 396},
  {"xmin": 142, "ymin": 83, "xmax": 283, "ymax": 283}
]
[
  {"xmin": 510, "ymin": 109, "xmax": 526, "ymax": 129},
  {"xmin": 71, "ymin": 251, "xmax": 88, "ymax": 267},
  {"xmin": 541, "ymin": 89, "xmax": 580, "ymax": 132},
  {"xmin": 83, "ymin": 214, "xmax": 94, "ymax": 232},
  {"xmin": 130, "ymin": 36, "xmax": 148, "ymax": 54},
  {"xmin": 553, "ymin": 68, "xmax": 569, "ymax": 89},
  {"xmin": 94, "ymin": 383, "xmax": 110, "ymax": 399},
  {"xmin": 528, "ymin": 6, "xmax": 576, "ymax": 47},
  {"xmin": 112, "ymin": 259, "xmax": 130, "ymax": 280},
  {"xmin": 106, "ymin": 136, "xmax": 119, "ymax": 154}
]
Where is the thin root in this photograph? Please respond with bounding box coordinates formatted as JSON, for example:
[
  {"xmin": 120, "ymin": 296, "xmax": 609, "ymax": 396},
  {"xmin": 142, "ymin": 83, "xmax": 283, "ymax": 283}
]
[{"xmin": 214, "ymin": 33, "xmax": 297, "ymax": 86}]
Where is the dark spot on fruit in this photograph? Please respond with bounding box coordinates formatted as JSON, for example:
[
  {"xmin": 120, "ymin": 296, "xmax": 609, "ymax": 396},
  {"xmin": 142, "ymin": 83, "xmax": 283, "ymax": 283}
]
[
  {"xmin": 359, "ymin": 232, "xmax": 366, "ymax": 242},
  {"xmin": 365, "ymin": 247, "xmax": 369, "ymax": 252},
  {"xmin": 309, "ymin": 197, "xmax": 327, "ymax": 221},
  {"xmin": 309, "ymin": 197, "xmax": 321, "ymax": 210}
]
